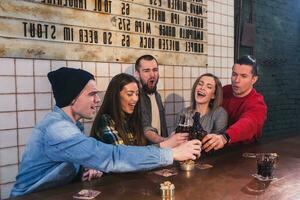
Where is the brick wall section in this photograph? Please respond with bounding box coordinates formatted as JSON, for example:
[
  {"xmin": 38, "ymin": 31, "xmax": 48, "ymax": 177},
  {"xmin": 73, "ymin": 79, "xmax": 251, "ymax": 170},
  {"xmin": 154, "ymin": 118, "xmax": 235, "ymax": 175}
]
[{"xmin": 236, "ymin": 0, "xmax": 300, "ymax": 139}]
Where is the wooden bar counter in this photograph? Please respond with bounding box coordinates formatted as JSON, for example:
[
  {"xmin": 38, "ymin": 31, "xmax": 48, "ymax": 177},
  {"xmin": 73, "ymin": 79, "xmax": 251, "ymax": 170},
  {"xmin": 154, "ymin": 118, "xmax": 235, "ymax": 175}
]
[{"xmin": 11, "ymin": 135, "xmax": 300, "ymax": 200}]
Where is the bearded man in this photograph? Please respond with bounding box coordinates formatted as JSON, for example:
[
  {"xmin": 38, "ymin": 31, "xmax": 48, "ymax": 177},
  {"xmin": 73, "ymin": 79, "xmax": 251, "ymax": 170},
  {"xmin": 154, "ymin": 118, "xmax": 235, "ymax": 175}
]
[
  {"xmin": 135, "ymin": 55, "xmax": 188, "ymax": 148},
  {"xmin": 135, "ymin": 55, "xmax": 167, "ymax": 144}
]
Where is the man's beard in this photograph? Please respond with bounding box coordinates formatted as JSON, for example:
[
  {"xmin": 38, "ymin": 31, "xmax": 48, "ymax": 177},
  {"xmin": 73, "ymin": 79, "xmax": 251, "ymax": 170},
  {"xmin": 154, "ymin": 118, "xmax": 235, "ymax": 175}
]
[{"xmin": 141, "ymin": 79, "xmax": 158, "ymax": 94}]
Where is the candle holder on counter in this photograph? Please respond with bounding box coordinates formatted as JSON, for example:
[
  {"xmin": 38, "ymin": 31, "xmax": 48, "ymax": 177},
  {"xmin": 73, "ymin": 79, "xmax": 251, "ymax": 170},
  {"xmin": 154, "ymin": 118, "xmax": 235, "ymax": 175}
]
[
  {"xmin": 179, "ymin": 160, "xmax": 195, "ymax": 171},
  {"xmin": 160, "ymin": 181, "xmax": 175, "ymax": 199}
]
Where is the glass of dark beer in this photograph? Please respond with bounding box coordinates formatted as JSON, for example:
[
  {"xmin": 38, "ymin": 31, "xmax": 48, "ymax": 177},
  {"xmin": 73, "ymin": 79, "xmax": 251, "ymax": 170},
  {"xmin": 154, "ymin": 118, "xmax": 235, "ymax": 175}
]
[
  {"xmin": 175, "ymin": 113, "xmax": 193, "ymax": 134},
  {"xmin": 176, "ymin": 113, "xmax": 196, "ymax": 171},
  {"xmin": 256, "ymin": 153, "xmax": 278, "ymax": 179}
]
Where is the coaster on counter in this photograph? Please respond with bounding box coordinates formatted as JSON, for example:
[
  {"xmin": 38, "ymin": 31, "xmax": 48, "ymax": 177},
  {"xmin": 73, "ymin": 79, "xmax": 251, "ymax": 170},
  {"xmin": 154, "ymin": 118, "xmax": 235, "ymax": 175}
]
[
  {"xmin": 154, "ymin": 168, "xmax": 178, "ymax": 177},
  {"xmin": 195, "ymin": 163, "xmax": 213, "ymax": 170},
  {"xmin": 252, "ymin": 174, "xmax": 278, "ymax": 182},
  {"xmin": 73, "ymin": 189, "xmax": 101, "ymax": 199}
]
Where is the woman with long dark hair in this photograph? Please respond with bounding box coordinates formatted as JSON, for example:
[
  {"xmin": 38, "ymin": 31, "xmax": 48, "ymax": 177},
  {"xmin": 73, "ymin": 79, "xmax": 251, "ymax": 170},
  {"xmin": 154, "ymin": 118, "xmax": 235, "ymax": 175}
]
[
  {"xmin": 90, "ymin": 73, "xmax": 147, "ymax": 146},
  {"xmin": 85, "ymin": 73, "xmax": 198, "ymax": 179}
]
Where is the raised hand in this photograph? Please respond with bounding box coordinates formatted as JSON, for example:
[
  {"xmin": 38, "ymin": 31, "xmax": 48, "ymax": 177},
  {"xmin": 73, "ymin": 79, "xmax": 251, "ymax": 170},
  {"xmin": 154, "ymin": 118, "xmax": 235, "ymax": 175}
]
[
  {"xmin": 81, "ymin": 169, "xmax": 103, "ymax": 181},
  {"xmin": 159, "ymin": 132, "xmax": 189, "ymax": 148},
  {"xmin": 172, "ymin": 139, "xmax": 202, "ymax": 161},
  {"xmin": 202, "ymin": 134, "xmax": 227, "ymax": 152}
]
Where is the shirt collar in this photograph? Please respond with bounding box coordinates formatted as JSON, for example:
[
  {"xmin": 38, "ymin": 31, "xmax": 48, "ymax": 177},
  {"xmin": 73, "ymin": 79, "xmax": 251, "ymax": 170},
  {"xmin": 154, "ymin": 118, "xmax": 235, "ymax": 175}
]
[{"xmin": 53, "ymin": 106, "xmax": 84, "ymax": 132}]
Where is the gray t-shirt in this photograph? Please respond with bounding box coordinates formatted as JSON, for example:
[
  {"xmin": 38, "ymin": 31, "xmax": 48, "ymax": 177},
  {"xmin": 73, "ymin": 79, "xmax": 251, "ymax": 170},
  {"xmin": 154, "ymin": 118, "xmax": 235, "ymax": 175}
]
[{"xmin": 177, "ymin": 107, "xmax": 228, "ymax": 133}]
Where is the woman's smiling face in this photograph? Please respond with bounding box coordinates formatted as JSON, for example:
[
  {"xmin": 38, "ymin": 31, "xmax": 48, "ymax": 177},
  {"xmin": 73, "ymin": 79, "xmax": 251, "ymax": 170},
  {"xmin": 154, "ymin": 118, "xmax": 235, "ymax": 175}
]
[
  {"xmin": 194, "ymin": 75, "xmax": 216, "ymax": 105},
  {"xmin": 120, "ymin": 82, "xmax": 139, "ymax": 114}
]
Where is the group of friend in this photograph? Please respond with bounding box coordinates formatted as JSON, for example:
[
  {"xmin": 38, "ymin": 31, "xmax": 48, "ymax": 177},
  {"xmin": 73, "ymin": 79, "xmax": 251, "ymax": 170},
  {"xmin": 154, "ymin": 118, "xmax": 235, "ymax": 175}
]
[{"xmin": 10, "ymin": 54, "xmax": 267, "ymax": 197}]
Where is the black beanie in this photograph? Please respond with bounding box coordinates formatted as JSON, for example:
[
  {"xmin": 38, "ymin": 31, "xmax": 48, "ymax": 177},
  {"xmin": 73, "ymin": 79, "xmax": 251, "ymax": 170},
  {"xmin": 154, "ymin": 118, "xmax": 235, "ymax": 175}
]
[{"xmin": 47, "ymin": 67, "xmax": 95, "ymax": 108}]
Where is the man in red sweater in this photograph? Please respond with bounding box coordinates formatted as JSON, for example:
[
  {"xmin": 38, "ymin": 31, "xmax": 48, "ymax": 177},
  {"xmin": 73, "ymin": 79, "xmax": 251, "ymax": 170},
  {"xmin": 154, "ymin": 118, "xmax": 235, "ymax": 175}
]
[{"xmin": 203, "ymin": 55, "xmax": 267, "ymax": 152}]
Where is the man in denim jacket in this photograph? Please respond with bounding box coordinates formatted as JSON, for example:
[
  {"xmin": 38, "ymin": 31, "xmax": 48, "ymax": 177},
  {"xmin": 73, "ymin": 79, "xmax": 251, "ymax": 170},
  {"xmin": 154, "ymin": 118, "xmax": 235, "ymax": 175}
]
[{"xmin": 10, "ymin": 67, "xmax": 201, "ymax": 197}]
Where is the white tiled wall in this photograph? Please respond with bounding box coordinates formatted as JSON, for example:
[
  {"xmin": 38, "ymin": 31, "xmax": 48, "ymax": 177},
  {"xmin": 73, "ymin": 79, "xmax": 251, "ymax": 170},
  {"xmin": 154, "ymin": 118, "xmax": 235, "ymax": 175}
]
[{"xmin": 0, "ymin": 0, "xmax": 234, "ymax": 198}]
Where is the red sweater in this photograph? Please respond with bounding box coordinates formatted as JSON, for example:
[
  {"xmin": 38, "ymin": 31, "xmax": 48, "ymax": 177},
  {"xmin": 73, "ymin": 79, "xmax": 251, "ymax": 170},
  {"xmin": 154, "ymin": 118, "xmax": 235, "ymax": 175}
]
[{"xmin": 223, "ymin": 85, "xmax": 267, "ymax": 144}]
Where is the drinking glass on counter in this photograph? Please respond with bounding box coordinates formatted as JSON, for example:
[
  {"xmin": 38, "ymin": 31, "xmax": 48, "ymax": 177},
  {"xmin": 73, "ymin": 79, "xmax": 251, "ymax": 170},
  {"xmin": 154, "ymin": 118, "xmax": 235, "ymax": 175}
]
[{"xmin": 256, "ymin": 153, "xmax": 278, "ymax": 179}]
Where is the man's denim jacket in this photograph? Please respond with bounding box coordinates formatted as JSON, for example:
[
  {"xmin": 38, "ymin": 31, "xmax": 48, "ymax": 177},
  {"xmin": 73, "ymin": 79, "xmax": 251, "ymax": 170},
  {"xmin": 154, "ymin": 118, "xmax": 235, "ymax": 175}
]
[{"xmin": 10, "ymin": 106, "xmax": 172, "ymax": 197}]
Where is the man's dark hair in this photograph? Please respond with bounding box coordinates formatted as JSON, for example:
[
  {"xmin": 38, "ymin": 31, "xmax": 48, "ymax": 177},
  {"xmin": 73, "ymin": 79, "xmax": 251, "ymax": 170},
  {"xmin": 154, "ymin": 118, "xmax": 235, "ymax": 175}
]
[
  {"xmin": 236, "ymin": 55, "xmax": 258, "ymax": 76},
  {"xmin": 135, "ymin": 55, "xmax": 158, "ymax": 71}
]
